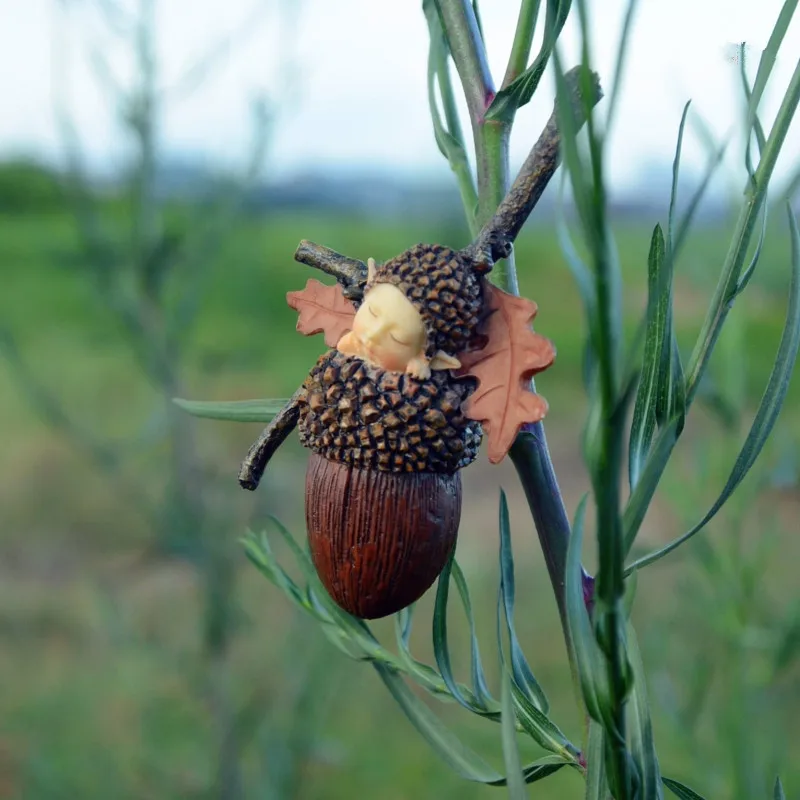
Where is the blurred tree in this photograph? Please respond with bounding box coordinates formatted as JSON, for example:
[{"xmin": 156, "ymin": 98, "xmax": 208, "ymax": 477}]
[
  {"xmin": 0, "ymin": 0, "xmax": 321, "ymax": 797},
  {"xmin": 0, "ymin": 159, "xmax": 65, "ymax": 214}
]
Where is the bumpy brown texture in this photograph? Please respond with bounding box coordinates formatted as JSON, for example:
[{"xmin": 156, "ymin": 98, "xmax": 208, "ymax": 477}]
[
  {"xmin": 297, "ymin": 350, "xmax": 482, "ymax": 474},
  {"xmin": 365, "ymin": 243, "xmax": 484, "ymax": 359}
]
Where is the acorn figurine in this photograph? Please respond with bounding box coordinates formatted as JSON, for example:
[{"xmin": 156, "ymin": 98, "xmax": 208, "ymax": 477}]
[
  {"xmin": 239, "ymin": 240, "xmax": 556, "ymax": 620},
  {"xmin": 229, "ymin": 64, "xmax": 601, "ymax": 619},
  {"xmin": 296, "ymin": 245, "xmax": 485, "ymax": 618}
]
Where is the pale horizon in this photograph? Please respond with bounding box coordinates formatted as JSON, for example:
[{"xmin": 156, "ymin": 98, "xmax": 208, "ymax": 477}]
[{"xmin": 1, "ymin": 0, "xmax": 799, "ymax": 198}]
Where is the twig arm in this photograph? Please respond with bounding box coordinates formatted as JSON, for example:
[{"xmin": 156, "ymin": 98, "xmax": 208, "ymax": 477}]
[
  {"xmin": 238, "ymin": 390, "xmax": 303, "ymax": 491},
  {"xmin": 294, "ymin": 240, "xmax": 368, "ymax": 300},
  {"xmin": 469, "ymin": 66, "xmax": 603, "ymax": 265}
]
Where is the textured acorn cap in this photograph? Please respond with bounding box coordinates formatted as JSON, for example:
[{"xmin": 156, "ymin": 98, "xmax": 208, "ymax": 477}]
[
  {"xmin": 298, "ymin": 350, "xmax": 482, "ymax": 474},
  {"xmin": 365, "ymin": 243, "xmax": 483, "ymax": 359}
]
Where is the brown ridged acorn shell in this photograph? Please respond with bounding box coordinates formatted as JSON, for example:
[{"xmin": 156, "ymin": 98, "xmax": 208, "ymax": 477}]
[{"xmin": 305, "ymin": 452, "xmax": 461, "ymax": 619}]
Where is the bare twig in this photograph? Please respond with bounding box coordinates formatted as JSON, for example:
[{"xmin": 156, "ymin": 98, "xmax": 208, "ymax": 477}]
[
  {"xmin": 293, "ymin": 240, "xmax": 369, "ymax": 300},
  {"xmin": 241, "ymin": 66, "xmax": 602, "ymax": 493},
  {"xmin": 469, "ymin": 66, "xmax": 603, "ymax": 265},
  {"xmin": 238, "ymin": 391, "xmax": 303, "ymax": 490}
]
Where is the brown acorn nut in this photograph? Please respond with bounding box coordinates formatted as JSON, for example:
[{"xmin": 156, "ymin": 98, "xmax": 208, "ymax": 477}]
[{"xmin": 305, "ymin": 452, "xmax": 461, "ymax": 619}]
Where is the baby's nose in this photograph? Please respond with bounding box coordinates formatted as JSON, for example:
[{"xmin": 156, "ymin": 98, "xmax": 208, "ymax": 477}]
[{"xmin": 365, "ymin": 322, "xmax": 387, "ymax": 342}]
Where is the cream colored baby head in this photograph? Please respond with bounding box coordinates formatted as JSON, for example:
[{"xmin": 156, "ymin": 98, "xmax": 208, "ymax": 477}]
[
  {"xmin": 349, "ymin": 282, "xmax": 425, "ymax": 371},
  {"xmin": 337, "ymin": 258, "xmax": 461, "ymax": 379}
]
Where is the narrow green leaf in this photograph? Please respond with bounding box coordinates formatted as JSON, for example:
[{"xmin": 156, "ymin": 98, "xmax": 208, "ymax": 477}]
[
  {"xmin": 501, "ymin": 669, "xmax": 527, "ymax": 800},
  {"xmin": 552, "ymin": 50, "xmax": 593, "ymax": 240},
  {"xmin": 736, "ymin": 44, "xmax": 770, "ymax": 296},
  {"xmin": 373, "ymin": 662, "xmax": 506, "ymax": 784},
  {"xmin": 672, "ymin": 139, "xmax": 728, "ymax": 259},
  {"xmin": 667, "ymin": 102, "xmax": 692, "ymax": 253},
  {"xmin": 662, "ymin": 777, "xmax": 707, "ymax": 799},
  {"xmin": 173, "ymin": 397, "xmax": 290, "ymax": 422},
  {"xmin": 451, "ymin": 559, "xmax": 497, "ymax": 708},
  {"xmin": 735, "ymin": 203, "xmax": 768, "ymax": 296},
  {"xmin": 241, "ymin": 530, "xmax": 308, "ymax": 609},
  {"xmin": 628, "ymin": 224, "xmax": 667, "ymax": 489},
  {"xmin": 433, "ymin": 552, "xmax": 495, "ymax": 715},
  {"xmin": 624, "ymin": 417, "xmax": 680, "ymax": 557},
  {"xmin": 498, "ymin": 489, "xmax": 549, "ymax": 713},
  {"xmin": 629, "ymin": 205, "xmax": 800, "ymax": 573},
  {"xmin": 584, "ymin": 721, "xmax": 608, "ymax": 800},
  {"xmin": 626, "ymin": 624, "xmax": 663, "ymax": 800},
  {"xmin": 394, "ymin": 607, "xmax": 452, "ymax": 699},
  {"xmin": 746, "ymin": 0, "xmax": 799, "ymax": 144},
  {"xmin": 378, "ymin": 652, "xmax": 569, "ymax": 786},
  {"xmin": 519, "ymin": 757, "xmax": 570, "ymax": 784},
  {"xmin": 774, "ymin": 776, "xmax": 787, "ymax": 800},
  {"xmin": 485, "ymin": 0, "xmax": 572, "ymax": 122},
  {"xmin": 622, "ymin": 568, "xmax": 638, "ymax": 620},
  {"xmin": 510, "ymin": 678, "xmax": 576, "ymax": 757},
  {"xmin": 659, "ymin": 104, "xmax": 689, "ymax": 430},
  {"xmin": 557, "ymin": 171, "xmax": 596, "ymax": 319},
  {"xmin": 605, "ymin": 0, "xmax": 640, "ymax": 134},
  {"xmin": 423, "ymin": 0, "xmax": 478, "ymax": 232},
  {"xmin": 565, "ymin": 494, "xmax": 611, "ymax": 725}
]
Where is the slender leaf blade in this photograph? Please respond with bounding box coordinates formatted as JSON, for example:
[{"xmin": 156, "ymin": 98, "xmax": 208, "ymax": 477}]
[
  {"xmin": 433, "ymin": 553, "xmax": 492, "ymax": 714},
  {"xmin": 626, "ymin": 624, "xmax": 663, "ymax": 800},
  {"xmin": 394, "ymin": 607, "xmax": 452, "ymax": 699},
  {"xmin": 485, "ymin": 0, "xmax": 573, "ymax": 122},
  {"xmin": 510, "ymin": 679, "xmax": 576, "ymax": 757},
  {"xmin": 628, "ymin": 224, "xmax": 667, "ymax": 489},
  {"xmin": 624, "ymin": 417, "xmax": 680, "ymax": 557},
  {"xmin": 662, "ymin": 777, "xmax": 707, "ymax": 799},
  {"xmin": 584, "ymin": 721, "xmax": 608, "ymax": 800},
  {"xmin": 451, "ymin": 559, "xmax": 497, "ymax": 708},
  {"xmin": 498, "ymin": 489, "xmax": 549, "ymax": 713},
  {"xmin": 774, "ymin": 776, "xmax": 787, "ymax": 800},
  {"xmin": 501, "ymin": 669, "xmax": 527, "ymax": 800},
  {"xmin": 373, "ymin": 662, "xmax": 507, "ymax": 784},
  {"xmin": 629, "ymin": 205, "xmax": 800, "ymax": 572},
  {"xmin": 746, "ymin": 0, "xmax": 799, "ymax": 142},
  {"xmin": 565, "ymin": 494, "xmax": 611, "ymax": 724},
  {"xmin": 173, "ymin": 397, "xmax": 290, "ymax": 422}
]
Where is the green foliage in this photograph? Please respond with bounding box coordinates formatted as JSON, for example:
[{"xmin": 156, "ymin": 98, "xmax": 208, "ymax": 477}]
[
  {"xmin": 173, "ymin": 397, "xmax": 290, "ymax": 423},
  {"xmin": 0, "ymin": 159, "xmax": 66, "ymax": 214},
  {"xmin": 171, "ymin": 0, "xmax": 800, "ymax": 795}
]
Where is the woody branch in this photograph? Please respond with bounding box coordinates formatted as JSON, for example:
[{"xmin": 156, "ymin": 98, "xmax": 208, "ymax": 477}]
[
  {"xmin": 468, "ymin": 66, "xmax": 603, "ymax": 266},
  {"xmin": 240, "ymin": 68, "xmax": 597, "ymax": 491}
]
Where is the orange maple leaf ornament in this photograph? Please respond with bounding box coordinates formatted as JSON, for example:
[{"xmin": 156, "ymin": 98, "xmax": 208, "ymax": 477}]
[
  {"xmin": 286, "ymin": 279, "xmax": 357, "ymax": 348},
  {"xmin": 459, "ymin": 282, "xmax": 556, "ymax": 464}
]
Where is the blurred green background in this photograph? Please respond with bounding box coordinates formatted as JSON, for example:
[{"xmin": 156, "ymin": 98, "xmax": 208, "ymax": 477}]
[
  {"xmin": 2, "ymin": 0, "xmax": 800, "ymax": 796},
  {"xmin": 1, "ymin": 156, "xmax": 799, "ymax": 798}
]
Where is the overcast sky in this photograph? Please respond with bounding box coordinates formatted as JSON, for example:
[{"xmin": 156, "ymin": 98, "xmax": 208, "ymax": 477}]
[{"xmin": 1, "ymin": 0, "xmax": 799, "ymax": 194}]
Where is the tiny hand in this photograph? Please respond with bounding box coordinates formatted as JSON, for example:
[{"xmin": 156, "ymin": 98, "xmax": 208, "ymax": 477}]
[{"xmin": 406, "ymin": 356, "xmax": 431, "ymax": 380}]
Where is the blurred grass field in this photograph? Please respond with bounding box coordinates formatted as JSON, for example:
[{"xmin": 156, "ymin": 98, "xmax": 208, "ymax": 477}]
[{"xmin": 1, "ymin": 205, "xmax": 799, "ymax": 799}]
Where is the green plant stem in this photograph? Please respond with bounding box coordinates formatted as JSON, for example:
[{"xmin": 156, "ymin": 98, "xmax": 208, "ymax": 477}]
[
  {"xmin": 509, "ymin": 429, "xmax": 573, "ymax": 628},
  {"xmin": 502, "ymin": 0, "xmax": 541, "ymax": 88},
  {"xmin": 437, "ymin": 0, "xmax": 574, "ymax": 653},
  {"xmin": 686, "ymin": 54, "xmax": 800, "ymax": 404},
  {"xmin": 436, "ymin": 0, "xmax": 494, "ymax": 121},
  {"xmin": 430, "ymin": 19, "xmax": 479, "ymax": 236},
  {"xmin": 476, "ymin": 123, "xmax": 519, "ymax": 294},
  {"xmin": 623, "ymin": 54, "xmax": 800, "ymax": 571}
]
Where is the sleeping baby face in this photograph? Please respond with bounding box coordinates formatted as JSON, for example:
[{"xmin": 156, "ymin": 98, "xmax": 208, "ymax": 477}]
[{"xmin": 346, "ymin": 283, "xmax": 426, "ymax": 372}]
